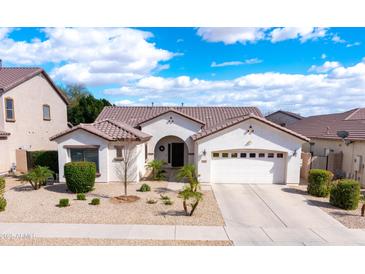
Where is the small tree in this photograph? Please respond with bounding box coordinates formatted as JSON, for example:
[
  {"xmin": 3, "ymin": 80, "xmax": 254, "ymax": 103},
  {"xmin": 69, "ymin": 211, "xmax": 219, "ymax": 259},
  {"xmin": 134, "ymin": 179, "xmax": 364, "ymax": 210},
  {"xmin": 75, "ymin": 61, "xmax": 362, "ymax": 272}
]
[
  {"xmin": 360, "ymin": 195, "xmax": 365, "ymax": 217},
  {"xmin": 21, "ymin": 166, "xmax": 54, "ymax": 190},
  {"xmin": 116, "ymin": 141, "xmax": 138, "ymax": 196},
  {"xmin": 0, "ymin": 177, "xmax": 6, "ymax": 212},
  {"xmin": 177, "ymin": 164, "xmax": 203, "ymax": 216},
  {"xmin": 146, "ymin": 160, "xmax": 166, "ymax": 180}
]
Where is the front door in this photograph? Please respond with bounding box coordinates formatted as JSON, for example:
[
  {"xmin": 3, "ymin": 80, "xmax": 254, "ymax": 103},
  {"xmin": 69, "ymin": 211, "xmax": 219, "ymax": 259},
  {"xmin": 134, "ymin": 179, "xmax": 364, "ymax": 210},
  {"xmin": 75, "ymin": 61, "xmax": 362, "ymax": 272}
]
[{"xmin": 171, "ymin": 143, "xmax": 184, "ymax": 167}]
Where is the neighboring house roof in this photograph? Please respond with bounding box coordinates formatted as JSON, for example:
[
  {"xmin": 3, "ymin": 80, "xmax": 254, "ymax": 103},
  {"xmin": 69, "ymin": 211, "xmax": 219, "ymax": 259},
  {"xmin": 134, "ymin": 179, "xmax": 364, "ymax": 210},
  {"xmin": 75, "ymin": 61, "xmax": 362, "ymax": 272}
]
[
  {"xmin": 96, "ymin": 106, "xmax": 263, "ymax": 129},
  {"xmin": 287, "ymin": 108, "xmax": 365, "ymax": 141},
  {"xmin": 0, "ymin": 130, "xmax": 10, "ymax": 137},
  {"xmin": 191, "ymin": 114, "xmax": 309, "ymax": 142},
  {"xmin": 266, "ymin": 110, "xmax": 304, "ymax": 120},
  {"xmin": 0, "ymin": 67, "xmax": 69, "ymax": 105},
  {"xmin": 50, "ymin": 119, "xmax": 151, "ymax": 142}
]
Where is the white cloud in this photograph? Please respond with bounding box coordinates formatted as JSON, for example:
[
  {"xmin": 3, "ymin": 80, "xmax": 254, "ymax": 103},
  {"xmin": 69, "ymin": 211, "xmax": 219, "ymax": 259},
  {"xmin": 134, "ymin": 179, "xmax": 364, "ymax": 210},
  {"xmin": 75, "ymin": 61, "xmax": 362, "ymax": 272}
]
[
  {"xmin": 321, "ymin": 53, "xmax": 327, "ymax": 59},
  {"xmin": 115, "ymin": 99, "xmax": 134, "ymax": 106},
  {"xmin": 211, "ymin": 58, "xmax": 262, "ymax": 67},
  {"xmin": 308, "ymin": 61, "xmax": 341, "ymax": 73},
  {"xmin": 197, "ymin": 28, "xmax": 266, "ymax": 44},
  {"xmin": 0, "ymin": 28, "xmax": 12, "ymax": 40},
  {"xmin": 0, "ymin": 28, "xmax": 174, "ymax": 86},
  {"xmin": 332, "ymin": 34, "xmax": 346, "ymax": 43},
  {"xmin": 270, "ymin": 27, "xmax": 327, "ymax": 43},
  {"xmin": 104, "ymin": 58, "xmax": 365, "ymax": 116},
  {"xmin": 346, "ymin": 41, "xmax": 361, "ymax": 48},
  {"xmin": 197, "ymin": 27, "xmax": 328, "ymax": 44}
]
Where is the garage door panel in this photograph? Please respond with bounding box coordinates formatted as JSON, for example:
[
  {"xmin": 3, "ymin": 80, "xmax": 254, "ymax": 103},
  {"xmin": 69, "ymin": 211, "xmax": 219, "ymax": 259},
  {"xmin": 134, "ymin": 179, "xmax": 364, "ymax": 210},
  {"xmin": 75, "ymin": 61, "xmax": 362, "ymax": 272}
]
[{"xmin": 211, "ymin": 152, "xmax": 285, "ymax": 184}]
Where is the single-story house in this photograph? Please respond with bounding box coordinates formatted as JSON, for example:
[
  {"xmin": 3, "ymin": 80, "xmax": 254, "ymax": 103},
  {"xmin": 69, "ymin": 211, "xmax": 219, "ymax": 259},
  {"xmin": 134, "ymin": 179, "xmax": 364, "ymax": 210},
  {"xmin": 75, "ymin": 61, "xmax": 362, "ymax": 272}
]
[
  {"xmin": 287, "ymin": 108, "xmax": 365, "ymax": 186},
  {"xmin": 50, "ymin": 106, "xmax": 309, "ymax": 184},
  {"xmin": 265, "ymin": 110, "xmax": 304, "ymax": 127}
]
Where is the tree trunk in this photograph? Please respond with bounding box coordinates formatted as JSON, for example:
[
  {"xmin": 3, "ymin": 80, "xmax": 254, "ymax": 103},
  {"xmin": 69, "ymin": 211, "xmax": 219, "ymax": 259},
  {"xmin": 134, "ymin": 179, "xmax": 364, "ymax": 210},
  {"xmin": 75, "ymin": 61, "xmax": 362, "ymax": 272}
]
[
  {"xmin": 183, "ymin": 200, "xmax": 188, "ymax": 215},
  {"xmin": 361, "ymin": 204, "xmax": 365, "ymax": 217},
  {"xmin": 124, "ymin": 165, "xmax": 127, "ymax": 196},
  {"xmin": 190, "ymin": 201, "xmax": 200, "ymax": 216}
]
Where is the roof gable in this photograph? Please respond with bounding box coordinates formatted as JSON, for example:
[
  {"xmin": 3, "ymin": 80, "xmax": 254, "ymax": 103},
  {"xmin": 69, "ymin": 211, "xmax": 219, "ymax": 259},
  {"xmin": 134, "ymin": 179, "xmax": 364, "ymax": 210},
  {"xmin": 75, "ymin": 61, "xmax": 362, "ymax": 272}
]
[
  {"xmin": 192, "ymin": 114, "xmax": 309, "ymax": 142},
  {"xmin": 0, "ymin": 67, "xmax": 69, "ymax": 105},
  {"xmin": 266, "ymin": 110, "xmax": 303, "ymax": 120},
  {"xmin": 138, "ymin": 108, "xmax": 205, "ymax": 126},
  {"xmin": 50, "ymin": 119, "xmax": 151, "ymax": 142}
]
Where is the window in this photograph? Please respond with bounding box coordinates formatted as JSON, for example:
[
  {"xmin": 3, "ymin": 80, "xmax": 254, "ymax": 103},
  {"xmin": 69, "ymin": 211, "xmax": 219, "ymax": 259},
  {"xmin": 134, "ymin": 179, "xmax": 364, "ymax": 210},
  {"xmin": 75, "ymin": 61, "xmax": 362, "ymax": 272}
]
[
  {"xmin": 277, "ymin": 153, "xmax": 284, "ymax": 158},
  {"xmin": 222, "ymin": 153, "xmax": 229, "ymax": 158},
  {"xmin": 115, "ymin": 146, "xmax": 124, "ymax": 160},
  {"xmin": 249, "ymin": 153, "xmax": 256, "ymax": 158},
  {"xmin": 268, "ymin": 153, "xmax": 274, "ymax": 158},
  {"xmin": 240, "ymin": 153, "xmax": 247, "ymax": 158},
  {"xmin": 212, "ymin": 152, "xmax": 220, "ymax": 158},
  {"xmin": 258, "ymin": 153, "xmax": 265, "ymax": 158},
  {"xmin": 70, "ymin": 148, "xmax": 99, "ymax": 172},
  {"xmin": 43, "ymin": 104, "xmax": 51, "ymax": 120},
  {"xmin": 5, "ymin": 98, "xmax": 15, "ymax": 121},
  {"xmin": 231, "ymin": 153, "xmax": 238, "ymax": 158}
]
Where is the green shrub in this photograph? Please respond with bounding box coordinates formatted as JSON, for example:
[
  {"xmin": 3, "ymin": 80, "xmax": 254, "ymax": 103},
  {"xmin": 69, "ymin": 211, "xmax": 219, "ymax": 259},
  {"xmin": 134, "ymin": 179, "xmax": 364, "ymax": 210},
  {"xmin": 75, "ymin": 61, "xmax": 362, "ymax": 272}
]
[
  {"xmin": 138, "ymin": 183, "xmax": 151, "ymax": 192},
  {"xmin": 30, "ymin": 151, "xmax": 59, "ymax": 176},
  {"xmin": 76, "ymin": 193, "xmax": 86, "ymax": 200},
  {"xmin": 21, "ymin": 166, "xmax": 54, "ymax": 190},
  {"xmin": 160, "ymin": 194, "xmax": 170, "ymax": 200},
  {"xmin": 146, "ymin": 198, "xmax": 157, "ymax": 204},
  {"xmin": 0, "ymin": 177, "xmax": 5, "ymax": 196},
  {"xmin": 58, "ymin": 198, "xmax": 70, "ymax": 207},
  {"xmin": 64, "ymin": 162, "xmax": 96, "ymax": 193},
  {"xmin": 163, "ymin": 199, "xmax": 173, "ymax": 205},
  {"xmin": 330, "ymin": 179, "xmax": 360, "ymax": 210},
  {"xmin": 90, "ymin": 198, "xmax": 100, "ymax": 205},
  {"xmin": 0, "ymin": 197, "xmax": 7, "ymax": 212},
  {"xmin": 307, "ymin": 169, "xmax": 333, "ymax": 197},
  {"xmin": 146, "ymin": 160, "xmax": 166, "ymax": 180}
]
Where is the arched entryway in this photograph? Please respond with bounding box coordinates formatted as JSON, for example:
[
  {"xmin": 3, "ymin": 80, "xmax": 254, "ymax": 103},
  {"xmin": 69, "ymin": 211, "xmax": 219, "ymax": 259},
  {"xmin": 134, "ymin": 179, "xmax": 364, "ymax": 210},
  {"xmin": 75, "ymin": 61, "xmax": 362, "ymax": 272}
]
[{"xmin": 154, "ymin": 135, "xmax": 188, "ymax": 167}]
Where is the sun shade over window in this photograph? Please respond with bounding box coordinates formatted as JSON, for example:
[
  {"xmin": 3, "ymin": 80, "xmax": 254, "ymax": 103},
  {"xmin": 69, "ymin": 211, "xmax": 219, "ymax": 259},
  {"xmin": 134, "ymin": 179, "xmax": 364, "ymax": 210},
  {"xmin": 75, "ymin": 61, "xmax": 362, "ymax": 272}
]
[{"xmin": 70, "ymin": 148, "xmax": 99, "ymax": 172}]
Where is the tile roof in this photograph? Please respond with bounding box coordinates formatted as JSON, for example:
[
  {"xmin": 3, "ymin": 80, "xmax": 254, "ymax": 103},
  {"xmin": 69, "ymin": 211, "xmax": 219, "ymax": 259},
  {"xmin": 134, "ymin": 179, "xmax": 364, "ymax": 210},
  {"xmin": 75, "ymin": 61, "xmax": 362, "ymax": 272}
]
[
  {"xmin": 192, "ymin": 114, "xmax": 309, "ymax": 141},
  {"xmin": 96, "ymin": 106, "xmax": 263, "ymax": 129},
  {"xmin": 0, "ymin": 67, "xmax": 69, "ymax": 104},
  {"xmin": 287, "ymin": 108, "xmax": 365, "ymax": 141},
  {"xmin": 266, "ymin": 110, "xmax": 304, "ymax": 120},
  {"xmin": 50, "ymin": 119, "xmax": 151, "ymax": 142}
]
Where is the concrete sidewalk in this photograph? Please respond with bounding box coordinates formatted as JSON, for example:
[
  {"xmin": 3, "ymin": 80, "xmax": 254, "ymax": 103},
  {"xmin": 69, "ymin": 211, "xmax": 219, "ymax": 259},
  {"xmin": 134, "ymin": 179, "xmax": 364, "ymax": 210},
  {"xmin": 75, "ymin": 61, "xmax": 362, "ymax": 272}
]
[
  {"xmin": 1, "ymin": 222, "xmax": 365, "ymax": 245},
  {"xmin": 0, "ymin": 223, "xmax": 229, "ymax": 241}
]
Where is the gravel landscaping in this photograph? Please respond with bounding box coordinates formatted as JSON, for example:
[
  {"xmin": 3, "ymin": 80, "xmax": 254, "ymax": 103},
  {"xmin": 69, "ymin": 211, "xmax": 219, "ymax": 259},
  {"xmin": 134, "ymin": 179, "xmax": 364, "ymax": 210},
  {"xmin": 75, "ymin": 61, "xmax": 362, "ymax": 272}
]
[
  {"xmin": 0, "ymin": 237, "xmax": 232, "ymax": 246},
  {"xmin": 292, "ymin": 185, "xmax": 365, "ymax": 229},
  {"xmin": 0, "ymin": 176, "xmax": 224, "ymax": 226}
]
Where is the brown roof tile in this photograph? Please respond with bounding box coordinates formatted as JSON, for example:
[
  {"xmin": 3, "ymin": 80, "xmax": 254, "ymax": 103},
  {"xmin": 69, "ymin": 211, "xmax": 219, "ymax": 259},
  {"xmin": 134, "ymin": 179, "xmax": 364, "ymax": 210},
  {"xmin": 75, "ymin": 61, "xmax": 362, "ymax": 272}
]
[
  {"xmin": 50, "ymin": 119, "xmax": 151, "ymax": 142},
  {"xmin": 0, "ymin": 67, "xmax": 69, "ymax": 104},
  {"xmin": 96, "ymin": 106, "xmax": 263, "ymax": 129},
  {"xmin": 287, "ymin": 108, "xmax": 365, "ymax": 141},
  {"xmin": 192, "ymin": 114, "xmax": 309, "ymax": 141}
]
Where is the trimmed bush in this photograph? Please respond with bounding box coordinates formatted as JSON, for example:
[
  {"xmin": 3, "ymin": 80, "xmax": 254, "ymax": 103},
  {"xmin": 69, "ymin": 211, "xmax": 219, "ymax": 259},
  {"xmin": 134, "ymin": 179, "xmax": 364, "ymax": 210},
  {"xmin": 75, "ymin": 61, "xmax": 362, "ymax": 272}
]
[
  {"xmin": 90, "ymin": 198, "xmax": 100, "ymax": 205},
  {"xmin": 0, "ymin": 177, "xmax": 5, "ymax": 196},
  {"xmin": 64, "ymin": 162, "xmax": 96, "ymax": 193},
  {"xmin": 146, "ymin": 198, "xmax": 157, "ymax": 204},
  {"xmin": 30, "ymin": 151, "xmax": 59, "ymax": 175},
  {"xmin": 138, "ymin": 183, "xmax": 151, "ymax": 192},
  {"xmin": 307, "ymin": 169, "xmax": 333, "ymax": 197},
  {"xmin": 58, "ymin": 198, "xmax": 70, "ymax": 207},
  {"xmin": 0, "ymin": 197, "xmax": 7, "ymax": 212},
  {"xmin": 76, "ymin": 193, "xmax": 86, "ymax": 200},
  {"xmin": 330, "ymin": 179, "xmax": 360, "ymax": 210}
]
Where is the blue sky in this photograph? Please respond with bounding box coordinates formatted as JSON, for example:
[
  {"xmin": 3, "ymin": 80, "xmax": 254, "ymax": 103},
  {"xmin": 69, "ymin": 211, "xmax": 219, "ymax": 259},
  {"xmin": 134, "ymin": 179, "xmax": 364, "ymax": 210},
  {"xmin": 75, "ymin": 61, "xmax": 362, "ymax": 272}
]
[{"xmin": 1, "ymin": 27, "xmax": 365, "ymax": 115}]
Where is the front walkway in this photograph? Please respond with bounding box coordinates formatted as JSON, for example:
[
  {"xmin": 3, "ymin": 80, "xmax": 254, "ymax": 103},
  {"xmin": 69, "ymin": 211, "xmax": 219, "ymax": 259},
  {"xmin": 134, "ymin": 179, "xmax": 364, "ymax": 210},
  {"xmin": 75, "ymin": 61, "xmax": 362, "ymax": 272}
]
[{"xmin": 212, "ymin": 184, "xmax": 365, "ymax": 245}]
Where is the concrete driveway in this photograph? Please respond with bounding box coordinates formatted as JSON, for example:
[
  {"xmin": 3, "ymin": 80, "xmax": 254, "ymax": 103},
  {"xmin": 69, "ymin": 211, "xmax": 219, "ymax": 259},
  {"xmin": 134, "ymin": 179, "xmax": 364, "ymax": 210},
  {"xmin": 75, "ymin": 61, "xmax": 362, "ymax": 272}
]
[{"xmin": 213, "ymin": 184, "xmax": 365, "ymax": 245}]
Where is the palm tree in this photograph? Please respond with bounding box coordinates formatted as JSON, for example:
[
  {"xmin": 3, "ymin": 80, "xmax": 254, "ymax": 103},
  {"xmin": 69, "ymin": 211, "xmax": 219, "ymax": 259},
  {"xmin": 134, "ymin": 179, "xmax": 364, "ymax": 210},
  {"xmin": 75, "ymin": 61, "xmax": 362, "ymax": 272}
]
[
  {"xmin": 146, "ymin": 160, "xmax": 166, "ymax": 180},
  {"xmin": 22, "ymin": 166, "xmax": 54, "ymax": 190},
  {"xmin": 176, "ymin": 164, "xmax": 199, "ymax": 191},
  {"xmin": 361, "ymin": 195, "xmax": 365, "ymax": 217}
]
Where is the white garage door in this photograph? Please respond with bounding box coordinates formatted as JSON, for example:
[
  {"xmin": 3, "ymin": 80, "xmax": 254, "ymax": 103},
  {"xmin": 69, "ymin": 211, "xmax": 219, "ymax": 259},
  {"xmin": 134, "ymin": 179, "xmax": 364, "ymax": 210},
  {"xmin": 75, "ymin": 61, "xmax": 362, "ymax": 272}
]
[{"xmin": 211, "ymin": 151, "xmax": 286, "ymax": 184}]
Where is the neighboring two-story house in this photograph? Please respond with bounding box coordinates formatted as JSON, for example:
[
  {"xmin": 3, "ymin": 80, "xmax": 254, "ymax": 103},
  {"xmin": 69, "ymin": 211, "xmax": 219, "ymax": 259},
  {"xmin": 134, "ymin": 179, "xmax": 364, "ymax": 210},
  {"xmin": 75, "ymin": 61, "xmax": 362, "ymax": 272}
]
[
  {"xmin": 0, "ymin": 66, "xmax": 69, "ymax": 174},
  {"xmin": 266, "ymin": 110, "xmax": 304, "ymax": 127}
]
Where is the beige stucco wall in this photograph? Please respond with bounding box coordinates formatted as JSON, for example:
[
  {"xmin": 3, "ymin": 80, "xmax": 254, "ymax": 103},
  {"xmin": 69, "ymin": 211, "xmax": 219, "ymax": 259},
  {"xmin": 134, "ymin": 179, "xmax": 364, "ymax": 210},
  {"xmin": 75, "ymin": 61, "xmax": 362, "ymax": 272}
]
[
  {"xmin": 303, "ymin": 138, "xmax": 365, "ymax": 186},
  {"xmin": 0, "ymin": 74, "xmax": 68, "ymax": 172}
]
